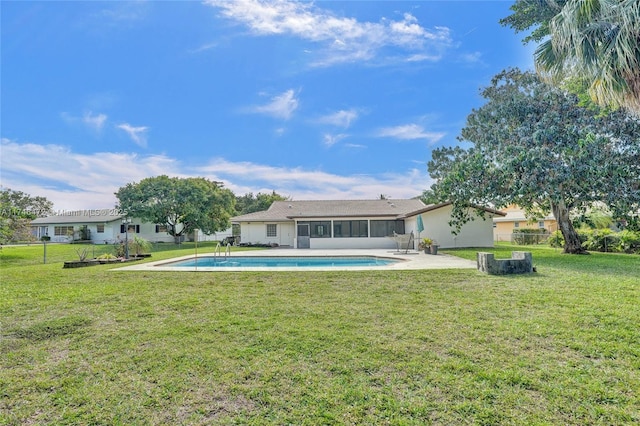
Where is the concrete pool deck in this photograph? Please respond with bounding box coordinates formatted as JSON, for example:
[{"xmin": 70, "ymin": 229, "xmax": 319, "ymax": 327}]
[{"xmin": 114, "ymin": 249, "xmax": 477, "ymax": 272}]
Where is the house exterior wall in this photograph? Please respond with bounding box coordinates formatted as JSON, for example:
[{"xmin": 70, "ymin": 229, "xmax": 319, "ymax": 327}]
[
  {"xmin": 36, "ymin": 219, "xmax": 176, "ymax": 244},
  {"xmin": 494, "ymin": 219, "xmax": 557, "ymax": 241},
  {"xmin": 238, "ymin": 207, "xmax": 496, "ymax": 250},
  {"xmin": 493, "ymin": 205, "xmax": 558, "ymax": 241},
  {"xmin": 303, "ymin": 236, "xmax": 397, "ymax": 250},
  {"xmin": 196, "ymin": 227, "xmax": 234, "ymax": 242},
  {"xmin": 239, "ymin": 222, "xmax": 295, "ymax": 246},
  {"xmin": 408, "ymin": 206, "xmax": 495, "ymax": 249},
  {"xmin": 38, "ymin": 222, "xmax": 119, "ymax": 244}
]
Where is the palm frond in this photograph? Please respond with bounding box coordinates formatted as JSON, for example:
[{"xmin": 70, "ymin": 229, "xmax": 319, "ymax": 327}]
[{"xmin": 535, "ymin": 0, "xmax": 640, "ymax": 115}]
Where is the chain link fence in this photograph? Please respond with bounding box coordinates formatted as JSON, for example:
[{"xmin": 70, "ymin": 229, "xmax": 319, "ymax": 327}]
[
  {"xmin": 0, "ymin": 240, "xmax": 223, "ymax": 268},
  {"xmin": 495, "ymin": 231, "xmax": 551, "ymax": 245}
]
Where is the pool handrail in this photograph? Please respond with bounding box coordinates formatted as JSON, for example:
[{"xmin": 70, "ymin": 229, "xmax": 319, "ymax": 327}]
[{"xmin": 214, "ymin": 242, "xmax": 231, "ymax": 259}]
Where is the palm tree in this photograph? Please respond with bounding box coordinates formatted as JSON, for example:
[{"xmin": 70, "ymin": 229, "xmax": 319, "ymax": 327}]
[{"xmin": 535, "ymin": 0, "xmax": 640, "ymax": 115}]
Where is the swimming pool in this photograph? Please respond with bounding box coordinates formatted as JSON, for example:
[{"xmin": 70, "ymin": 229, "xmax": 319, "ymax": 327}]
[{"xmin": 163, "ymin": 255, "xmax": 399, "ymax": 268}]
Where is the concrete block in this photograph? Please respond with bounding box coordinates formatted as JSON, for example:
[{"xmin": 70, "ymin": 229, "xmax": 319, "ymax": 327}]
[{"xmin": 477, "ymin": 251, "xmax": 533, "ymax": 275}]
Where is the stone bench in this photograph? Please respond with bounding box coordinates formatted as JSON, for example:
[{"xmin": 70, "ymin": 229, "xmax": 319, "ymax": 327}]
[{"xmin": 477, "ymin": 251, "xmax": 533, "ymax": 275}]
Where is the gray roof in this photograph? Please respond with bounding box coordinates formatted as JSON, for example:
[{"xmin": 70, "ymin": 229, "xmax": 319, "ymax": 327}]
[
  {"xmin": 401, "ymin": 202, "xmax": 506, "ymax": 218},
  {"xmin": 232, "ymin": 199, "xmax": 427, "ymax": 222},
  {"xmin": 493, "ymin": 208, "xmax": 552, "ymax": 222},
  {"xmin": 31, "ymin": 211, "xmax": 125, "ymax": 225}
]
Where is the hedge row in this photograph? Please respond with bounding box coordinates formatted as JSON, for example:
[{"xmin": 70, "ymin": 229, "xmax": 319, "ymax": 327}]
[{"xmin": 548, "ymin": 229, "xmax": 640, "ymax": 254}]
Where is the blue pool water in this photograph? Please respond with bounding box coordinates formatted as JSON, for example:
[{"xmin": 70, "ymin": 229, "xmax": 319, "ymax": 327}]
[{"xmin": 164, "ymin": 256, "xmax": 398, "ymax": 268}]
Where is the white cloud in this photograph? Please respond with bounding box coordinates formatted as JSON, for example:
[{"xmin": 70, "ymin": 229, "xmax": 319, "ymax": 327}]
[
  {"xmin": 190, "ymin": 41, "xmax": 219, "ymax": 53},
  {"xmin": 0, "ymin": 138, "xmax": 178, "ymax": 210},
  {"xmin": 98, "ymin": 2, "xmax": 149, "ymax": 23},
  {"xmin": 322, "ymin": 133, "xmax": 348, "ymax": 147},
  {"xmin": 205, "ymin": 0, "xmax": 452, "ymax": 67},
  {"xmin": 251, "ymin": 89, "xmax": 299, "ymax": 120},
  {"xmin": 117, "ymin": 123, "xmax": 149, "ymax": 147},
  {"xmin": 406, "ymin": 53, "xmax": 441, "ymax": 62},
  {"xmin": 83, "ymin": 111, "xmax": 108, "ymax": 131},
  {"xmin": 61, "ymin": 111, "xmax": 108, "ymax": 132},
  {"xmin": 376, "ymin": 124, "xmax": 445, "ymax": 145},
  {"xmin": 344, "ymin": 143, "xmax": 366, "ymax": 149},
  {"xmin": 459, "ymin": 51, "xmax": 484, "ymax": 65},
  {"xmin": 317, "ymin": 109, "xmax": 359, "ymax": 128},
  {"xmin": 1, "ymin": 138, "xmax": 431, "ymax": 210},
  {"xmin": 196, "ymin": 158, "xmax": 429, "ymax": 200}
]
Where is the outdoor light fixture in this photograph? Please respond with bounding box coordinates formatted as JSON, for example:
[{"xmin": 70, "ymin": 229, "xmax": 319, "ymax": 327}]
[{"xmin": 122, "ymin": 217, "xmax": 131, "ymax": 259}]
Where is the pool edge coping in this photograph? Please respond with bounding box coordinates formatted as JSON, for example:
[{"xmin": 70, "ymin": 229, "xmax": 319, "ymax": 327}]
[{"xmin": 110, "ymin": 249, "xmax": 477, "ymax": 272}]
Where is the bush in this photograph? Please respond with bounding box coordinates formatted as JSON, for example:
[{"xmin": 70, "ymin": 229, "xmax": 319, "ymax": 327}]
[
  {"xmin": 577, "ymin": 229, "xmax": 591, "ymax": 244},
  {"xmin": 131, "ymin": 236, "xmax": 151, "ymax": 256},
  {"xmin": 114, "ymin": 236, "xmax": 151, "ymax": 257},
  {"xmin": 548, "ymin": 230, "xmax": 564, "ymax": 248},
  {"xmin": 549, "ymin": 228, "xmax": 640, "ymax": 253},
  {"xmin": 97, "ymin": 253, "xmax": 117, "ymax": 260},
  {"xmin": 617, "ymin": 230, "xmax": 640, "ymax": 254},
  {"xmin": 512, "ymin": 228, "xmax": 549, "ymax": 245},
  {"xmin": 583, "ymin": 228, "xmax": 620, "ymax": 252}
]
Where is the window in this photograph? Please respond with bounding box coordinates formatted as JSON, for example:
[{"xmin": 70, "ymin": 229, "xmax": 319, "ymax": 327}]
[
  {"xmin": 538, "ymin": 221, "xmax": 545, "ymax": 229},
  {"xmin": 514, "ymin": 222, "xmax": 520, "ymax": 228},
  {"xmin": 121, "ymin": 224, "xmax": 140, "ymax": 233},
  {"xmin": 266, "ymin": 224, "xmax": 277, "ymax": 237},
  {"xmin": 96, "ymin": 224, "xmax": 105, "ymax": 233},
  {"xmin": 333, "ymin": 220, "xmax": 368, "ymax": 238},
  {"xmin": 310, "ymin": 221, "xmax": 331, "ymax": 238},
  {"xmin": 54, "ymin": 226, "xmax": 74, "ymax": 236},
  {"xmin": 155, "ymin": 224, "xmax": 168, "ymax": 233},
  {"xmin": 370, "ymin": 220, "xmax": 405, "ymax": 237}
]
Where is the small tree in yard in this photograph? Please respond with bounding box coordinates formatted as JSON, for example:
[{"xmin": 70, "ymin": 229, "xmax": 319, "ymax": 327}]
[
  {"xmin": 428, "ymin": 69, "xmax": 640, "ymax": 254},
  {"xmin": 0, "ymin": 188, "xmax": 53, "ymax": 243}
]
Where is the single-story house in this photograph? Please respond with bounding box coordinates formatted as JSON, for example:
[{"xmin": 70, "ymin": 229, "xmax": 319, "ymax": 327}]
[
  {"xmin": 493, "ymin": 205, "xmax": 557, "ymax": 242},
  {"xmin": 231, "ymin": 199, "xmax": 505, "ymax": 250},
  {"xmin": 30, "ymin": 211, "xmax": 232, "ymax": 244}
]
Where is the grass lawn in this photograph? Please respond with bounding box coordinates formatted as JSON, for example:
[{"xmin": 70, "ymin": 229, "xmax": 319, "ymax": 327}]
[{"xmin": 1, "ymin": 243, "xmax": 639, "ymax": 425}]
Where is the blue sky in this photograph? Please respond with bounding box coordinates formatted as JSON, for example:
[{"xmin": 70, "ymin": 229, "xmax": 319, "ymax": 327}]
[{"xmin": 1, "ymin": 1, "xmax": 534, "ymax": 210}]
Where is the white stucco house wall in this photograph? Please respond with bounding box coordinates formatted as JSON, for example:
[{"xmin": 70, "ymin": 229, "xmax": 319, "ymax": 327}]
[
  {"xmin": 231, "ymin": 199, "xmax": 504, "ymax": 250},
  {"xmin": 30, "ymin": 211, "xmax": 231, "ymax": 244}
]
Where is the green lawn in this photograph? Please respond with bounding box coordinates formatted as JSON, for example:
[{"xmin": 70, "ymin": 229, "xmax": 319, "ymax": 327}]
[{"xmin": 1, "ymin": 243, "xmax": 639, "ymax": 425}]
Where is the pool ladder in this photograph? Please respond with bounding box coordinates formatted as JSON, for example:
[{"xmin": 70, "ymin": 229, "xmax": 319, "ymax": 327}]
[{"xmin": 214, "ymin": 242, "xmax": 231, "ymax": 259}]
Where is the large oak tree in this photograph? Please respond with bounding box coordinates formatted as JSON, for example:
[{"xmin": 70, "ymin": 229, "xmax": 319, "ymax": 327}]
[
  {"xmin": 428, "ymin": 69, "xmax": 640, "ymax": 254},
  {"xmin": 115, "ymin": 176, "xmax": 236, "ymax": 242}
]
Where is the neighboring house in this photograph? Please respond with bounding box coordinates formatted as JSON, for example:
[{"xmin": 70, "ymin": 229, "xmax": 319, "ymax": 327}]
[
  {"xmin": 231, "ymin": 199, "xmax": 505, "ymax": 250},
  {"xmin": 31, "ymin": 212, "xmax": 175, "ymax": 244},
  {"xmin": 30, "ymin": 211, "xmax": 233, "ymax": 244},
  {"xmin": 493, "ymin": 205, "xmax": 558, "ymax": 242}
]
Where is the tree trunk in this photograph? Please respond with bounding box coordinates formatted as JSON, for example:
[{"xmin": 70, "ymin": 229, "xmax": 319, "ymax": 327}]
[{"xmin": 551, "ymin": 201, "xmax": 588, "ymax": 254}]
